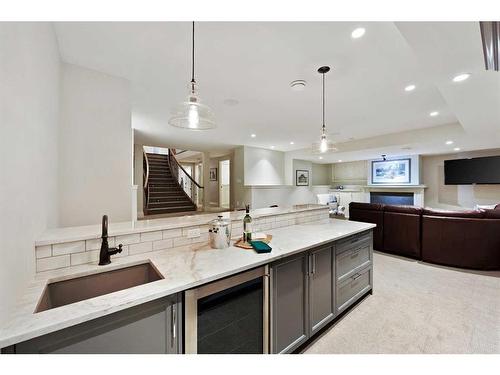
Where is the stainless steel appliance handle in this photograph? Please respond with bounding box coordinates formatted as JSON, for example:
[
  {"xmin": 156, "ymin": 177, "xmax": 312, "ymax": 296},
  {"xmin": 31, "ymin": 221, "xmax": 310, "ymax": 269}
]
[
  {"xmin": 312, "ymin": 253, "xmax": 316, "ymax": 275},
  {"xmin": 172, "ymin": 304, "xmax": 177, "ymax": 340}
]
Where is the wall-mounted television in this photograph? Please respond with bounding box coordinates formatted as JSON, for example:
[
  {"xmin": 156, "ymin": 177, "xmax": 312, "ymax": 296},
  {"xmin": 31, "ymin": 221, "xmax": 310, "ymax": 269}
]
[{"xmin": 444, "ymin": 155, "xmax": 500, "ymax": 185}]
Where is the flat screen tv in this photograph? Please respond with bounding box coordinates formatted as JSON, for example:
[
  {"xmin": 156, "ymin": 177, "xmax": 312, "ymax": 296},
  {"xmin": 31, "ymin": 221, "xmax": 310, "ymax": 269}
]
[{"xmin": 444, "ymin": 155, "xmax": 500, "ymax": 185}]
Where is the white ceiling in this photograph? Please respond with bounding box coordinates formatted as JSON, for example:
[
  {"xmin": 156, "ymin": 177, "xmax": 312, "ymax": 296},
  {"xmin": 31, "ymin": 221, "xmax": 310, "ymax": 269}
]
[{"xmin": 53, "ymin": 22, "xmax": 500, "ymax": 163}]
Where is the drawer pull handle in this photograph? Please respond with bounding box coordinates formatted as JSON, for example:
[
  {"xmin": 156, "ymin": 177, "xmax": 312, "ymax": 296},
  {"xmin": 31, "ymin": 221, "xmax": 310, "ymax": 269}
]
[{"xmin": 353, "ymin": 273, "xmax": 362, "ymax": 280}]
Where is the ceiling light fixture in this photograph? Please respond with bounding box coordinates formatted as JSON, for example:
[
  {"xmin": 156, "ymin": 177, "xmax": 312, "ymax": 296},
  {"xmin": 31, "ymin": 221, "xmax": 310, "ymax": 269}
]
[
  {"xmin": 319, "ymin": 156, "xmax": 323, "ymax": 160},
  {"xmin": 338, "ymin": 159, "xmax": 342, "ymax": 162},
  {"xmin": 270, "ymin": 146, "xmax": 275, "ymax": 149},
  {"xmin": 312, "ymin": 66, "xmax": 337, "ymax": 154},
  {"xmin": 446, "ymin": 140, "xmax": 454, "ymax": 145},
  {"xmin": 351, "ymin": 28, "xmax": 366, "ymax": 39},
  {"xmin": 452, "ymin": 73, "xmax": 470, "ymax": 82},
  {"xmin": 454, "ymin": 147, "xmax": 461, "ymax": 151},
  {"xmin": 168, "ymin": 22, "xmax": 216, "ymax": 130},
  {"xmin": 404, "ymin": 84, "xmax": 416, "ymax": 92},
  {"xmin": 430, "ymin": 111, "xmax": 439, "ymax": 117},
  {"xmin": 251, "ymin": 134, "xmax": 256, "ymax": 138},
  {"xmin": 290, "ymin": 80, "xmax": 307, "ymax": 91},
  {"xmin": 290, "ymin": 141, "xmax": 294, "ymax": 145}
]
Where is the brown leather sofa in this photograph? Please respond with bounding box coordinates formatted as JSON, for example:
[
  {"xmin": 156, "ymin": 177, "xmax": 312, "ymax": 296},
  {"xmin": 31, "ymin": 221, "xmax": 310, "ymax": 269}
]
[
  {"xmin": 349, "ymin": 202, "xmax": 384, "ymax": 251},
  {"xmin": 421, "ymin": 209, "xmax": 500, "ymax": 270},
  {"xmin": 349, "ymin": 202, "xmax": 500, "ymax": 270},
  {"xmin": 383, "ymin": 205, "xmax": 422, "ymax": 259}
]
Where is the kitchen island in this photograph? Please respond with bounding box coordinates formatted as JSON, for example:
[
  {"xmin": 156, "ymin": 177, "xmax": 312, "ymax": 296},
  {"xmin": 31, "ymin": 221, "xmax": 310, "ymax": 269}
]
[{"xmin": 0, "ymin": 208, "xmax": 375, "ymax": 352}]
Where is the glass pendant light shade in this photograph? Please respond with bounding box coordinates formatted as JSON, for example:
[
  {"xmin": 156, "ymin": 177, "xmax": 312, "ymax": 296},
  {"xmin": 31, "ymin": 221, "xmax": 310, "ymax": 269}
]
[
  {"xmin": 312, "ymin": 132, "xmax": 337, "ymax": 154},
  {"xmin": 311, "ymin": 66, "xmax": 336, "ymax": 154},
  {"xmin": 169, "ymin": 82, "xmax": 216, "ymax": 130},
  {"xmin": 168, "ymin": 21, "xmax": 216, "ymax": 130}
]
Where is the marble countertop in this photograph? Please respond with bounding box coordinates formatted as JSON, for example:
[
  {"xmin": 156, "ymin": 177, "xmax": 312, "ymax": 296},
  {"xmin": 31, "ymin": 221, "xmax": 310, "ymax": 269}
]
[
  {"xmin": 0, "ymin": 219, "xmax": 375, "ymax": 348},
  {"xmin": 35, "ymin": 204, "xmax": 328, "ymax": 246}
]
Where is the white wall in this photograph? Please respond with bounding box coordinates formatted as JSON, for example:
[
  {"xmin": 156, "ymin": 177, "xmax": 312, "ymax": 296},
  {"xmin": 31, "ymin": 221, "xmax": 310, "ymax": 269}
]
[
  {"xmin": 423, "ymin": 149, "xmax": 500, "ymax": 210},
  {"xmin": 247, "ymin": 158, "xmax": 331, "ymax": 209},
  {"xmin": 0, "ymin": 23, "xmax": 60, "ymax": 324},
  {"xmin": 244, "ymin": 146, "xmax": 284, "ymax": 185},
  {"xmin": 59, "ymin": 64, "xmax": 132, "ymax": 226},
  {"xmin": 312, "ymin": 163, "xmax": 331, "ymax": 185}
]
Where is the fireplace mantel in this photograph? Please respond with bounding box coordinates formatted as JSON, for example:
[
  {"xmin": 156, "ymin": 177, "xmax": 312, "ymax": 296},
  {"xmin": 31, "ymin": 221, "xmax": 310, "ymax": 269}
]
[{"xmin": 362, "ymin": 185, "xmax": 427, "ymax": 206}]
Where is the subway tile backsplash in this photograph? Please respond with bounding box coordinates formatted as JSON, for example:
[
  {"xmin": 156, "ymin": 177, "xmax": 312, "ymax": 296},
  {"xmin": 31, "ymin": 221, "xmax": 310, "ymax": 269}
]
[{"xmin": 35, "ymin": 208, "xmax": 330, "ymax": 272}]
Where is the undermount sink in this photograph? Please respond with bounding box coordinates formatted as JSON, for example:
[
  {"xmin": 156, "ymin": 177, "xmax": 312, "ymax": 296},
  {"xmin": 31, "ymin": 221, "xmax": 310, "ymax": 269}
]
[{"xmin": 35, "ymin": 262, "xmax": 164, "ymax": 313}]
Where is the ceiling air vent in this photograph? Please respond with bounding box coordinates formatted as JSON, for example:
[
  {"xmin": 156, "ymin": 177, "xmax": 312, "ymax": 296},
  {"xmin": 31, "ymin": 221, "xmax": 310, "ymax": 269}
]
[{"xmin": 480, "ymin": 21, "xmax": 500, "ymax": 71}]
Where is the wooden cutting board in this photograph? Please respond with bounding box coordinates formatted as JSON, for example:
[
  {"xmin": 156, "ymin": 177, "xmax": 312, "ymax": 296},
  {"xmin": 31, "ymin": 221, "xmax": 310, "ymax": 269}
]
[{"xmin": 234, "ymin": 233, "xmax": 273, "ymax": 249}]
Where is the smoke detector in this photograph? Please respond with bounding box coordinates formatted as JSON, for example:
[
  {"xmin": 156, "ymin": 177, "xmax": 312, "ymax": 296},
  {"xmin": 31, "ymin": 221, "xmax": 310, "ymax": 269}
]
[{"xmin": 290, "ymin": 80, "xmax": 306, "ymax": 91}]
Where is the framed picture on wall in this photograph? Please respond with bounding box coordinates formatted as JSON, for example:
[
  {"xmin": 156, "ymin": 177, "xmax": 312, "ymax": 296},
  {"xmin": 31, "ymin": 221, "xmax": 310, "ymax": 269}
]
[
  {"xmin": 371, "ymin": 158, "xmax": 411, "ymax": 184},
  {"xmin": 209, "ymin": 167, "xmax": 218, "ymax": 181},
  {"xmin": 296, "ymin": 170, "xmax": 309, "ymax": 186}
]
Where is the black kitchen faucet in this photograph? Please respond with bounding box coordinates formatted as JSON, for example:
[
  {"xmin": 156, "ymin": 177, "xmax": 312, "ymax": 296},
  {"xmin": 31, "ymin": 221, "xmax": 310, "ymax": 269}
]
[{"xmin": 99, "ymin": 215, "xmax": 123, "ymax": 265}]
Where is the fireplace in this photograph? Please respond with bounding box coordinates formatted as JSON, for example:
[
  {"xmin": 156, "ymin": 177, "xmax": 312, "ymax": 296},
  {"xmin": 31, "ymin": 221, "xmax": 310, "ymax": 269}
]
[{"xmin": 370, "ymin": 192, "xmax": 414, "ymax": 206}]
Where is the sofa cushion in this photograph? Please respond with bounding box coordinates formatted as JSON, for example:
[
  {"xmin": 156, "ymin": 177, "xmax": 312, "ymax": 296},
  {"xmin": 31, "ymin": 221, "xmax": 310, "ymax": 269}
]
[
  {"xmin": 422, "ymin": 208, "xmax": 485, "ymax": 218},
  {"xmin": 349, "ymin": 202, "xmax": 384, "ymax": 211},
  {"xmin": 384, "ymin": 205, "xmax": 423, "ymax": 215},
  {"xmin": 422, "ymin": 215, "xmax": 500, "ymax": 270},
  {"xmin": 383, "ymin": 209, "xmax": 421, "ymax": 259},
  {"xmin": 349, "ymin": 203, "xmax": 383, "ymax": 251}
]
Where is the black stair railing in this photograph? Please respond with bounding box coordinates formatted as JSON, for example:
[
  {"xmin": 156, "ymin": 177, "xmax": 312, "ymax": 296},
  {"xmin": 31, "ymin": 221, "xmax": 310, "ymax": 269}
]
[
  {"xmin": 167, "ymin": 149, "xmax": 204, "ymax": 209},
  {"xmin": 143, "ymin": 150, "xmax": 150, "ymax": 211}
]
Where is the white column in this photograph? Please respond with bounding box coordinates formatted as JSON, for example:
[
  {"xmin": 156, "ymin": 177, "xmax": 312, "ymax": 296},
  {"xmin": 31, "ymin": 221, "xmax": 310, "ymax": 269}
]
[{"xmin": 131, "ymin": 185, "xmax": 138, "ymax": 223}]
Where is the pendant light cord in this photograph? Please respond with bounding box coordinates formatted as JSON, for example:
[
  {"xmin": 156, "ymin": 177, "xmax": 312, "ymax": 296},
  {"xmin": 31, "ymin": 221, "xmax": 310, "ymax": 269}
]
[
  {"xmin": 191, "ymin": 21, "xmax": 195, "ymax": 84},
  {"xmin": 322, "ymin": 72, "xmax": 326, "ymax": 132}
]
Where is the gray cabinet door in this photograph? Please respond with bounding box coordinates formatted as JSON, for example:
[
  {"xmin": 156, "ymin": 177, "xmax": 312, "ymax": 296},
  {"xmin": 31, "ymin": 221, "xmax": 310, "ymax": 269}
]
[
  {"xmin": 15, "ymin": 294, "xmax": 182, "ymax": 354},
  {"xmin": 270, "ymin": 252, "xmax": 309, "ymax": 354},
  {"xmin": 308, "ymin": 245, "xmax": 334, "ymax": 335}
]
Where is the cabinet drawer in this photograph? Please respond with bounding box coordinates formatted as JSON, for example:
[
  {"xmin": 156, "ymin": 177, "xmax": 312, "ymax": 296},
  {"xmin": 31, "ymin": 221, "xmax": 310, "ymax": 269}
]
[
  {"xmin": 336, "ymin": 231, "xmax": 371, "ymax": 254},
  {"xmin": 336, "ymin": 243, "xmax": 371, "ymax": 282},
  {"xmin": 336, "ymin": 266, "xmax": 372, "ymax": 314}
]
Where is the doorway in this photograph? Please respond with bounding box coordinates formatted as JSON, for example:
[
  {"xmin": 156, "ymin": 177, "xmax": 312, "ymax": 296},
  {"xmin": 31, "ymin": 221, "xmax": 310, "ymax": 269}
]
[{"xmin": 218, "ymin": 159, "xmax": 230, "ymax": 209}]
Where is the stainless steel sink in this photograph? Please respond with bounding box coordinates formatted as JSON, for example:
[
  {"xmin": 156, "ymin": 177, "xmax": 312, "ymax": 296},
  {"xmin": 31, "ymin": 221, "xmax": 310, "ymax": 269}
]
[{"xmin": 35, "ymin": 262, "xmax": 164, "ymax": 313}]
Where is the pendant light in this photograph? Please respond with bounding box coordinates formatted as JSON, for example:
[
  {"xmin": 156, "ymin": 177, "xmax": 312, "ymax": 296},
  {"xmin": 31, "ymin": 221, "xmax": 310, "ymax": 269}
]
[
  {"xmin": 169, "ymin": 22, "xmax": 216, "ymax": 130},
  {"xmin": 312, "ymin": 66, "xmax": 337, "ymax": 154}
]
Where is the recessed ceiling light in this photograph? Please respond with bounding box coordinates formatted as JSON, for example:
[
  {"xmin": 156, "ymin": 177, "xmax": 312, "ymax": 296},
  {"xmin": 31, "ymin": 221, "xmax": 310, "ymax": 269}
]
[
  {"xmin": 429, "ymin": 111, "xmax": 439, "ymax": 117},
  {"xmin": 251, "ymin": 134, "xmax": 256, "ymax": 138},
  {"xmin": 452, "ymin": 73, "xmax": 470, "ymax": 82},
  {"xmin": 404, "ymin": 84, "xmax": 416, "ymax": 92},
  {"xmin": 446, "ymin": 140, "xmax": 454, "ymax": 145},
  {"xmin": 270, "ymin": 145, "xmax": 275, "ymax": 149},
  {"xmin": 290, "ymin": 141, "xmax": 294, "ymax": 145},
  {"xmin": 318, "ymin": 156, "xmax": 323, "ymax": 160},
  {"xmin": 454, "ymin": 147, "xmax": 461, "ymax": 151},
  {"xmin": 351, "ymin": 28, "xmax": 366, "ymax": 39},
  {"xmin": 338, "ymin": 159, "xmax": 343, "ymax": 162},
  {"xmin": 290, "ymin": 80, "xmax": 306, "ymax": 91}
]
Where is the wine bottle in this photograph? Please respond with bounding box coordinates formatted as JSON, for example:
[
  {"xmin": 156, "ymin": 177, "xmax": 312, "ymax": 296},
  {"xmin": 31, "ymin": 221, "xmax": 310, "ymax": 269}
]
[{"xmin": 243, "ymin": 204, "xmax": 253, "ymax": 242}]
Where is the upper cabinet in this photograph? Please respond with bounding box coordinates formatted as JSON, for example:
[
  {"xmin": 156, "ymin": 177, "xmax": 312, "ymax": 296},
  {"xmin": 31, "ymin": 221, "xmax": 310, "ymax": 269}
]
[{"xmin": 332, "ymin": 160, "xmax": 368, "ymax": 184}]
